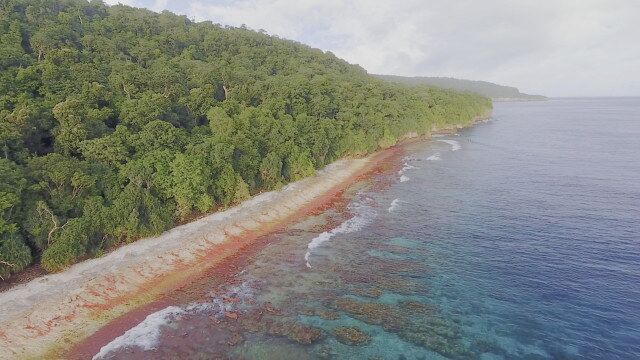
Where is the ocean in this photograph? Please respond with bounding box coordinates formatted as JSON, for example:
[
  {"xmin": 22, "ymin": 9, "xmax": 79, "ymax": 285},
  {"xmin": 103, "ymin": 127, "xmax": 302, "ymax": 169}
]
[{"xmin": 91, "ymin": 98, "xmax": 640, "ymax": 360}]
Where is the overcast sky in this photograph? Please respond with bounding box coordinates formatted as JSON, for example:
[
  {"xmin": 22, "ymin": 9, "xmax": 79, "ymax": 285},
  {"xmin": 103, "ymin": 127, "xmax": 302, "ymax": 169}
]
[{"xmin": 104, "ymin": 0, "xmax": 640, "ymax": 97}]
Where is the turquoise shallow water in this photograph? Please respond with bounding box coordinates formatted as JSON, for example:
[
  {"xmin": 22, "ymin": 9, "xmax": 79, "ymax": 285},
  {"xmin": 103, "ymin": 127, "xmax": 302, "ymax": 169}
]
[{"xmin": 95, "ymin": 98, "xmax": 640, "ymax": 360}]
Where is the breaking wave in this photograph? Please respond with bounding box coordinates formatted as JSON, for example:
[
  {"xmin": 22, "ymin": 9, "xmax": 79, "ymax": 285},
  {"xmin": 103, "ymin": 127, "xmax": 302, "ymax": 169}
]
[
  {"xmin": 305, "ymin": 194, "xmax": 376, "ymax": 268},
  {"xmin": 92, "ymin": 306, "xmax": 185, "ymax": 359},
  {"xmin": 93, "ymin": 281, "xmax": 254, "ymax": 359},
  {"xmin": 426, "ymin": 153, "xmax": 441, "ymax": 161},
  {"xmin": 401, "ymin": 162, "xmax": 417, "ymax": 172},
  {"xmin": 397, "ymin": 160, "xmax": 418, "ymax": 183},
  {"xmin": 388, "ymin": 199, "xmax": 401, "ymax": 212},
  {"xmin": 438, "ymin": 139, "xmax": 461, "ymax": 151}
]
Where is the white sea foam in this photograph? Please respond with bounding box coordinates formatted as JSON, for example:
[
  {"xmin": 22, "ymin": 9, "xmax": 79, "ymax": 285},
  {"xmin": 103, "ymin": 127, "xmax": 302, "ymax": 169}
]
[
  {"xmin": 94, "ymin": 281, "xmax": 255, "ymax": 359},
  {"xmin": 199, "ymin": 280, "xmax": 255, "ymax": 315},
  {"xmin": 388, "ymin": 199, "xmax": 401, "ymax": 212},
  {"xmin": 397, "ymin": 161, "xmax": 418, "ymax": 180},
  {"xmin": 426, "ymin": 153, "xmax": 441, "ymax": 161},
  {"xmin": 402, "ymin": 162, "xmax": 417, "ymax": 171},
  {"xmin": 438, "ymin": 139, "xmax": 461, "ymax": 151},
  {"xmin": 305, "ymin": 194, "xmax": 376, "ymax": 268},
  {"xmin": 93, "ymin": 306, "xmax": 185, "ymax": 359}
]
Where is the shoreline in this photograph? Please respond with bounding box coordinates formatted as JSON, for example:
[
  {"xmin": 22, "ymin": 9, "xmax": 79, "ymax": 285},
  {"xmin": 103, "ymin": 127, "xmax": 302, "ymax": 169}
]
[
  {"xmin": 0, "ymin": 144, "xmax": 402, "ymax": 359},
  {"xmin": 67, "ymin": 159, "xmax": 389, "ymax": 360},
  {"xmin": 0, "ymin": 112, "xmax": 491, "ymax": 359}
]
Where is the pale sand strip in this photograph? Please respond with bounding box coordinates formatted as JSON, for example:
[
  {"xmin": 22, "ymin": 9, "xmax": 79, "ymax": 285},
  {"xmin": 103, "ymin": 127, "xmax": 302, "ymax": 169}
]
[{"xmin": 0, "ymin": 156, "xmax": 371, "ymax": 359}]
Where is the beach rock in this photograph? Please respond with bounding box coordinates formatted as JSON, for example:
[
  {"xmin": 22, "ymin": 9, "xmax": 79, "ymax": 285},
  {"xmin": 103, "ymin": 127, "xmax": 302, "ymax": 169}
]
[
  {"xmin": 400, "ymin": 330, "xmax": 471, "ymax": 359},
  {"xmin": 356, "ymin": 287, "xmax": 383, "ymax": 299},
  {"xmin": 264, "ymin": 302, "xmax": 280, "ymax": 314},
  {"xmin": 399, "ymin": 300, "xmax": 437, "ymax": 316},
  {"xmin": 318, "ymin": 310, "xmax": 341, "ymax": 320},
  {"xmin": 224, "ymin": 311, "xmax": 239, "ymax": 320},
  {"xmin": 266, "ymin": 320, "xmax": 325, "ymax": 345},
  {"xmin": 409, "ymin": 315, "xmax": 459, "ymax": 340},
  {"xmin": 240, "ymin": 312, "xmax": 267, "ymax": 333},
  {"xmin": 223, "ymin": 296, "xmax": 241, "ymax": 303},
  {"xmin": 333, "ymin": 326, "xmax": 371, "ymax": 346},
  {"xmin": 297, "ymin": 307, "xmax": 340, "ymax": 320},
  {"xmin": 289, "ymin": 325, "xmax": 324, "ymax": 345},
  {"xmin": 226, "ymin": 332, "xmax": 244, "ymax": 346},
  {"xmin": 333, "ymin": 298, "xmax": 404, "ymax": 332},
  {"xmin": 298, "ymin": 307, "xmax": 316, "ymax": 316}
]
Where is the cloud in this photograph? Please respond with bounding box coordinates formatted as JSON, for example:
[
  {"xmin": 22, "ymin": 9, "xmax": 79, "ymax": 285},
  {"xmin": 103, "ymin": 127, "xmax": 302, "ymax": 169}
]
[{"xmin": 103, "ymin": 0, "xmax": 640, "ymax": 96}]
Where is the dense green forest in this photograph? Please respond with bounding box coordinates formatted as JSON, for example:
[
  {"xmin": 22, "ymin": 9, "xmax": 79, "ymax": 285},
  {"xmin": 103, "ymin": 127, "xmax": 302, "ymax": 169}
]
[
  {"xmin": 375, "ymin": 75, "xmax": 547, "ymax": 100},
  {"xmin": 0, "ymin": 0, "xmax": 491, "ymax": 279}
]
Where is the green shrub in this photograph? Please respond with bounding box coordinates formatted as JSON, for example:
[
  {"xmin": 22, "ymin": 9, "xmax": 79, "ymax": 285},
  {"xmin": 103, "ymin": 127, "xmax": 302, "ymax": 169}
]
[
  {"xmin": 285, "ymin": 147, "xmax": 316, "ymax": 181},
  {"xmin": 41, "ymin": 218, "xmax": 89, "ymax": 272},
  {"xmin": 233, "ymin": 176, "xmax": 251, "ymax": 205},
  {"xmin": 0, "ymin": 232, "xmax": 32, "ymax": 280},
  {"xmin": 378, "ymin": 127, "xmax": 397, "ymax": 149}
]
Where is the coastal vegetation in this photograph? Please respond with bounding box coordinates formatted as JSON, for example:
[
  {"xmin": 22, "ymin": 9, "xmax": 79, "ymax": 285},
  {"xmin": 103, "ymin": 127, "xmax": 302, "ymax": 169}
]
[{"xmin": 0, "ymin": 0, "xmax": 491, "ymax": 279}]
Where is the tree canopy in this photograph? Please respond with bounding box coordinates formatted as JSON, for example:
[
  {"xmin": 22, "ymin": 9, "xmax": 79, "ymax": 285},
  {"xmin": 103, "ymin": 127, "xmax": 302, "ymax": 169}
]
[{"xmin": 0, "ymin": 0, "xmax": 491, "ymax": 278}]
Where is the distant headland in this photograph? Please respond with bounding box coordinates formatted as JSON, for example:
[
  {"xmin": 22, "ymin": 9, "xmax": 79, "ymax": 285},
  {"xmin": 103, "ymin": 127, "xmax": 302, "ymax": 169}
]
[{"xmin": 375, "ymin": 74, "xmax": 547, "ymax": 101}]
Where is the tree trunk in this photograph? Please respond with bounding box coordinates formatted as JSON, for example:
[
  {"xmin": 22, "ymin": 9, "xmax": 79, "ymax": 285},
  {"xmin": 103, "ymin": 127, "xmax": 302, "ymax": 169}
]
[
  {"xmin": 222, "ymin": 85, "xmax": 229, "ymax": 100},
  {"xmin": 0, "ymin": 260, "xmax": 14, "ymax": 280},
  {"xmin": 122, "ymin": 82, "xmax": 131, "ymax": 100}
]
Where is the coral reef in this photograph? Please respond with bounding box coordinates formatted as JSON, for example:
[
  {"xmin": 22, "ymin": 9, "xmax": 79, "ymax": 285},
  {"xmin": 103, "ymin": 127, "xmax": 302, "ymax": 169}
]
[
  {"xmin": 333, "ymin": 298, "xmax": 404, "ymax": 332},
  {"xmin": 331, "ymin": 297, "xmax": 476, "ymax": 358},
  {"xmin": 265, "ymin": 320, "xmax": 325, "ymax": 345},
  {"xmin": 333, "ymin": 326, "xmax": 372, "ymax": 346}
]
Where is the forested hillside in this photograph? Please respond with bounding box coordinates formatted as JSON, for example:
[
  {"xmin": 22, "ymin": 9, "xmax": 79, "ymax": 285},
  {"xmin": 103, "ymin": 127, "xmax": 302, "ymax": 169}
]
[
  {"xmin": 375, "ymin": 75, "xmax": 547, "ymax": 100},
  {"xmin": 0, "ymin": 0, "xmax": 491, "ymax": 279}
]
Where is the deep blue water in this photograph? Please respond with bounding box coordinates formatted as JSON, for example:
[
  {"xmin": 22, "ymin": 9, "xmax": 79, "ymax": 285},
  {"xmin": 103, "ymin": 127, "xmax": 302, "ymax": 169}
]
[
  {"xmin": 95, "ymin": 98, "xmax": 640, "ymax": 360},
  {"xmin": 379, "ymin": 98, "xmax": 640, "ymax": 359}
]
